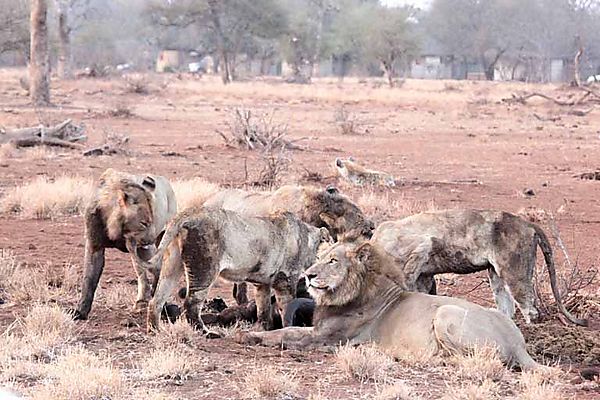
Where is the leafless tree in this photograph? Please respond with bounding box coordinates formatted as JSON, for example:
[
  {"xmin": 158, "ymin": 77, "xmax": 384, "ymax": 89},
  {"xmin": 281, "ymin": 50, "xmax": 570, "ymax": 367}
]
[{"xmin": 30, "ymin": 0, "xmax": 50, "ymax": 106}]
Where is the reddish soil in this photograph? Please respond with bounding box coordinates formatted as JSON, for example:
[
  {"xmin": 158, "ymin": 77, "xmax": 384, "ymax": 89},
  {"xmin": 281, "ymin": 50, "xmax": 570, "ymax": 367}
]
[{"xmin": 0, "ymin": 69, "xmax": 598, "ymax": 398}]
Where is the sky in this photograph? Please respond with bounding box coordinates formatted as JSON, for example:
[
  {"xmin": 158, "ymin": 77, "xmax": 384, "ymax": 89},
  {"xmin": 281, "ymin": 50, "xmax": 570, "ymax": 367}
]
[{"xmin": 380, "ymin": 0, "xmax": 432, "ymax": 8}]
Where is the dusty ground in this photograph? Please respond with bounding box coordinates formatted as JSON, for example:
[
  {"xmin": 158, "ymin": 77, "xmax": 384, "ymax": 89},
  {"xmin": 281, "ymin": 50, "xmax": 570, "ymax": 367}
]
[{"xmin": 0, "ymin": 68, "xmax": 599, "ymax": 399}]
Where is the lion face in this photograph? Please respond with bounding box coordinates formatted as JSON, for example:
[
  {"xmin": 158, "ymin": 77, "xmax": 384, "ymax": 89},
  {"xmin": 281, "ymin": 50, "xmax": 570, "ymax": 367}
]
[
  {"xmin": 304, "ymin": 242, "xmax": 367, "ymax": 307},
  {"xmin": 315, "ymin": 186, "xmax": 374, "ymax": 240},
  {"xmin": 106, "ymin": 179, "xmax": 156, "ymax": 245}
]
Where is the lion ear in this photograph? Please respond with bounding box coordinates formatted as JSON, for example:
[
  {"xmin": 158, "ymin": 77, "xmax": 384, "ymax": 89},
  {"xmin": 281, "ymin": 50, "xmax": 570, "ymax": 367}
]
[
  {"xmin": 354, "ymin": 242, "xmax": 373, "ymax": 265},
  {"xmin": 319, "ymin": 212, "xmax": 336, "ymax": 228},
  {"xmin": 117, "ymin": 190, "xmax": 128, "ymax": 207},
  {"xmin": 142, "ymin": 176, "xmax": 156, "ymax": 191}
]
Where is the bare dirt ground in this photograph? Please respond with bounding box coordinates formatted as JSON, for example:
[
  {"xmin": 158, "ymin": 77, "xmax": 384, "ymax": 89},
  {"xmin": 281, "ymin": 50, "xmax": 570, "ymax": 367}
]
[{"xmin": 0, "ymin": 68, "xmax": 599, "ymax": 399}]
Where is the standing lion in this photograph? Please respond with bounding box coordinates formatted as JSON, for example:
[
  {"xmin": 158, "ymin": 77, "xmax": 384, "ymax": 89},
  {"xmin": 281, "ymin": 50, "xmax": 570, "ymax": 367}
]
[
  {"xmin": 73, "ymin": 168, "xmax": 177, "ymax": 320},
  {"xmin": 370, "ymin": 209, "xmax": 587, "ymax": 326}
]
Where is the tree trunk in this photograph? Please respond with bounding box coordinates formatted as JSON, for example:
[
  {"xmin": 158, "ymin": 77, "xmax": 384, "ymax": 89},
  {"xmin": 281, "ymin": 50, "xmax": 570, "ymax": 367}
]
[
  {"xmin": 382, "ymin": 60, "xmax": 395, "ymax": 88},
  {"xmin": 207, "ymin": 0, "xmax": 231, "ymax": 84},
  {"xmin": 573, "ymin": 36, "xmax": 584, "ymax": 87},
  {"xmin": 57, "ymin": 3, "xmax": 71, "ymax": 79},
  {"xmin": 29, "ymin": 0, "xmax": 50, "ymax": 106},
  {"xmin": 311, "ymin": 1, "xmax": 326, "ymax": 78}
]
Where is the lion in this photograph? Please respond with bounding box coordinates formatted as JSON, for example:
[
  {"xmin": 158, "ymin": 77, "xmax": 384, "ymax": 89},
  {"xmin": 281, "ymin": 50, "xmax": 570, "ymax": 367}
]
[
  {"xmin": 200, "ymin": 184, "xmax": 374, "ymax": 304},
  {"xmin": 370, "ymin": 209, "xmax": 587, "ymax": 326},
  {"xmin": 334, "ymin": 157, "xmax": 395, "ymax": 187},
  {"xmin": 72, "ymin": 168, "xmax": 177, "ymax": 320},
  {"xmin": 133, "ymin": 207, "xmax": 332, "ymax": 332},
  {"xmin": 235, "ymin": 241, "xmax": 544, "ymax": 371}
]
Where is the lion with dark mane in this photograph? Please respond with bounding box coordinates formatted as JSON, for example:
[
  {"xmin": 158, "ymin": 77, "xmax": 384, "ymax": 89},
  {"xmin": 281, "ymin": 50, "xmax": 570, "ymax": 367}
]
[
  {"xmin": 73, "ymin": 168, "xmax": 177, "ymax": 320},
  {"xmin": 236, "ymin": 241, "xmax": 544, "ymax": 371}
]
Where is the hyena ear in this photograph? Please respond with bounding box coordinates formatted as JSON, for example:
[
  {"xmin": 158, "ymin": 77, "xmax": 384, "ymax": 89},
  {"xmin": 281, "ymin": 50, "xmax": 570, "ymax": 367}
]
[
  {"xmin": 335, "ymin": 158, "xmax": 344, "ymax": 168},
  {"xmin": 142, "ymin": 176, "xmax": 156, "ymax": 191},
  {"xmin": 319, "ymin": 227, "xmax": 333, "ymax": 244},
  {"xmin": 325, "ymin": 185, "xmax": 339, "ymax": 195},
  {"xmin": 348, "ymin": 156, "xmax": 356, "ymax": 162}
]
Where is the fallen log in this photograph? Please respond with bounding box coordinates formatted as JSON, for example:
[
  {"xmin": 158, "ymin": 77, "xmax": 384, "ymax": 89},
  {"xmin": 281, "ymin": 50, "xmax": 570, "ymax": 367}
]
[{"xmin": 0, "ymin": 119, "xmax": 87, "ymax": 148}]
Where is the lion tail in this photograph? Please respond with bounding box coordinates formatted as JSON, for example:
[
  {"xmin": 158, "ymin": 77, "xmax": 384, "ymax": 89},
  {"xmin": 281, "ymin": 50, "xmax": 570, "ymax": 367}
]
[{"xmin": 534, "ymin": 224, "xmax": 588, "ymax": 326}]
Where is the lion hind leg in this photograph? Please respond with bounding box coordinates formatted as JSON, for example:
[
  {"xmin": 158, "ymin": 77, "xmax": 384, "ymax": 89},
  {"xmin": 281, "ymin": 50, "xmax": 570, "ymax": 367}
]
[
  {"xmin": 488, "ymin": 267, "xmax": 516, "ymax": 319},
  {"xmin": 147, "ymin": 245, "xmax": 183, "ymax": 332},
  {"xmin": 433, "ymin": 304, "xmax": 539, "ymax": 370}
]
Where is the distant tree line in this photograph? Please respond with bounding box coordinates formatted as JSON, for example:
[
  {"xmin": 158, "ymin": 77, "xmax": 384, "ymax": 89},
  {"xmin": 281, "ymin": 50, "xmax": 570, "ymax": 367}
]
[{"xmin": 2, "ymin": 0, "xmax": 600, "ymax": 87}]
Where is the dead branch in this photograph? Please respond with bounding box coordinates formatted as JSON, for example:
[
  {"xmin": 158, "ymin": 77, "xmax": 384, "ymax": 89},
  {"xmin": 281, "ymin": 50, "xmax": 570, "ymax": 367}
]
[
  {"xmin": 0, "ymin": 119, "xmax": 87, "ymax": 148},
  {"xmin": 502, "ymin": 92, "xmax": 578, "ymax": 106},
  {"xmin": 83, "ymin": 131, "xmax": 130, "ymax": 157},
  {"xmin": 217, "ymin": 108, "xmax": 306, "ymax": 151}
]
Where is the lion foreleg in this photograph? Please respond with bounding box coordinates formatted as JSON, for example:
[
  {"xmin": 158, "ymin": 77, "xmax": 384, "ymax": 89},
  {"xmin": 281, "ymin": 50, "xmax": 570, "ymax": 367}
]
[
  {"xmin": 147, "ymin": 245, "xmax": 182, "ymax": 332},
  {"xmin": 272, "ymin": 272, "xmax": 298, "ymax": 327},
  {"xmin": 254, "ymin": 284, "xmax": 274, "ymax": 330},
  {"xmin": 236, "ymin": 327, "xmax": 317, "ymax": 349},
  {"xmin": 75, "ymin": 240, "xmax": 105, "ymax": 320}
]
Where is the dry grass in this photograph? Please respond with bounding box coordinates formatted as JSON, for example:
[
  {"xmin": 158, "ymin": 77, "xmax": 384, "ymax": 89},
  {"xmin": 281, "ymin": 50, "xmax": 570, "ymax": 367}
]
[
  {"xmin": 138, "ymin": 345, "xmax": 197, "ymax": 381},
  {"xmin": 374, "ymin": 381, "xmax": 420, "ymax": 400},
  {"xmin": 335, "ymin": 343, "xmax": 394, "ymax": 383},
  {"xmin": 0, "ymin": 252, "xmax": 79, "ymax": 304},
  {"xmin": 333, "ymin": 105, "xmax": 366, "ymax": 135},
  {"xmin": 31, "ymin": 347, "xmax": 124, "ymax": 400},
  {"xmin": 356, "ymin": 190, "xmax": 436, "ymax": 222},
  {"xmin": 0, "ymin": 175, "xmax": 93, "ymax": 219},
  {"xmin": 442, "ymin": 379, "xmax": 499, "ymax": 400},
  {"xmin": 519, "ymin": 370, "xmax": 563, "ymax": 400},
  {"xmin": 211, "ymin": 320, "xmax": 253, "ymax": 338},
  {"xmin": 451, "ymin": 345, "xmax": 505, "ymax": 383},
  {"xmin": 151, "ymin": 318, "xmax": 197, "ymax": 347},
  {"xmin": 18, "ymin": 303, "xmax": 77, "ymax": 359},
  {"xmin": 389, "ymin": 346, "xmax": 442, "ymax": 368},
  {"xmin": 171, "ymin": 177, "xmax": 220, "ymax": 210},
  {"xmin": 242, "ymin": 365, "xmax": 299, "ymax": 399},
  {"xmin": 98, "ymin": 282, "xmax": 135, "ymax": 312}
]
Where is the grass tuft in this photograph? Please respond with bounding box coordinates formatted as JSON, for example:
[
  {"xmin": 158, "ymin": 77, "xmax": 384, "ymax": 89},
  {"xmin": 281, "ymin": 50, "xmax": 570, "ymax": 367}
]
[
  {"xmin": 243, "ymin": 365, "xmax": 299, "ymax": 399},
  {"xmin": 335, "ymin": 343, "xmax": 394, "ymax": 383}
]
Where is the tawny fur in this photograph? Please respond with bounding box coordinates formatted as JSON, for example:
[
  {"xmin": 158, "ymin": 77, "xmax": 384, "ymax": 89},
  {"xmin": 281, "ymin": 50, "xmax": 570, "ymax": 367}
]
[
  {"xmin": 370, "ymin": 209, "xmax": 587, "ymax": 326},
  {"xmin": 236, "ymin": 241, "xmax": 544, "ymax": 371},
  {"xmin": 192, "ymin": 184, "xmax": 374, "ymax": 304},
  {"xmin": 334, "ymin": 157, "xmax": 395, "ymax": 187},
  {"xmin": 74, "ymin": 168, "xmax": 177, "ymax": 320},
  {"xmin": 135, "ymin": 207, "xmax": 331, "ymax": 332}
]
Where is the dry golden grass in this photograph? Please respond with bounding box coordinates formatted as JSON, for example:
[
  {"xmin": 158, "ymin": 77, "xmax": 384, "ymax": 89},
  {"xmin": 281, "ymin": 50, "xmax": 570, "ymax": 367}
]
[
  {"xmin": 0, "ymin": 143, "xmax": 18, "ymax": 162},
  {"xmin": 138, "ymin": 344, "xmax": 197, "ymax": 381},
  {"xmin": 442, "ymin": 379, "xmax": 499, "ymax": 400},
  {"xmin": 375, "ymin": 381, "xmax": 420, "ymax": 400},
  {"xmin": 31, "ymin": 347, "xmax": 124, "ymax": 400},
  {"xmin": 450, "ymin": 345, "xmax": 505, "ymax": 383},
  {"xmin": 171, "ymin": 177, "xmax": 220, "ymax": 210},
  {"xmin": 242, "ymin": 365, "xmax": 299, "ymax": 400},
  {"xmin": 0, "ymin": 175, "xmax": 93, "ymax": 219},
  {"xmin": 18, "ymin": 303, "xmax": 77, "ymax": 358},
  {"xmin": 151, "ymin": 318, "xmax": 197, "ymax": 347},
  {"xmin": 389, "ymin": 346, "xmax": 442, "ymax": 368},
  {"xmin": 21, "ymin": 146, "xmax": 57, "ymax": 161},
  {"xmin": 519, "ymin": 370, "xmax": 563, "ymax": 400},
  {"xmin": 0, "ymin": 252, "xmax": 79, "ymax": 304},
  {"xmin": 336, "ymin": 343, "xmax": 394, "ymax": 383},
  {"xmin": 98, "ymin": 282, "xmax": 135, "ymax": 312},
  {"xmin": 212, "ymin": 320, "xmax": 253, "ymax": 339},
  {"xmin": 356, "ymin": 190, "xmax": 436, "ymax": 222}
]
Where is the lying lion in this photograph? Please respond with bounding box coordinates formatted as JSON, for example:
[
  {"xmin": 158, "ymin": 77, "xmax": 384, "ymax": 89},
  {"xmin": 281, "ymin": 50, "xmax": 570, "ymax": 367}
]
[
  {"xmin": 334, "ymin": 157, "xmax": 395, "ymax": 187},
  {"xmin": 236, "ymin": 241, "xmax": 543, "ymax": 371},
  {"xmin": 370, "ymin": 209, "xmax": 587, "ymax": 326},
  {"xmin": 73, "ymin": 168, "xmax": 177, "ymax": 320},
  {"xmin": 201, "ymin": 184, "xmax": 374, "ymax": 304},
  {"xmin": 135, "ymin": 207, "xmax": 331, "ymax": 332}
]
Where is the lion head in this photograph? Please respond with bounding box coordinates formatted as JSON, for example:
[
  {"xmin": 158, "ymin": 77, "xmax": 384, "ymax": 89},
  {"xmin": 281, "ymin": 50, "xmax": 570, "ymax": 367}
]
[
  {"xmin": 304, "ymin": 241, "xmax": 375, "ymax": 307},
  {"xmin": 98, "ymin": 170, "xmax": 157, "ymax": 245},
  {"xmin": 304, "ymin": 185, "xmax": 374, "ymax": 241}
]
